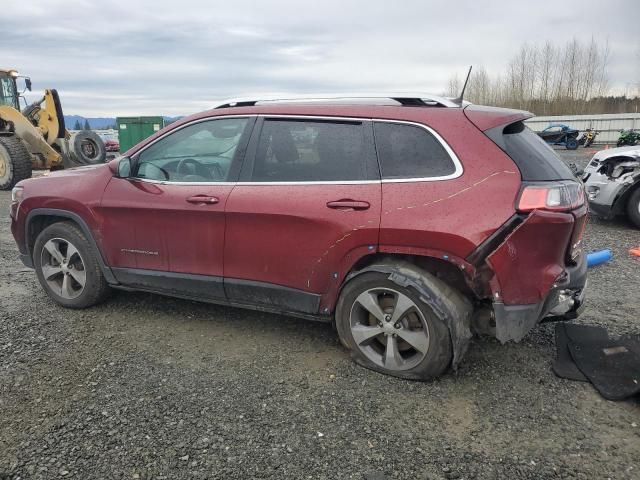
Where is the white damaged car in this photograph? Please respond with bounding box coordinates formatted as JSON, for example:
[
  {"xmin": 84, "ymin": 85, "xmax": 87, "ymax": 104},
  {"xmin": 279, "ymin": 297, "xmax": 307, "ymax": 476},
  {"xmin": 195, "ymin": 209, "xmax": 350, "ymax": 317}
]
[{"xmin": 582, "ymin": 145, "xmax": 640, "ymax": 228}]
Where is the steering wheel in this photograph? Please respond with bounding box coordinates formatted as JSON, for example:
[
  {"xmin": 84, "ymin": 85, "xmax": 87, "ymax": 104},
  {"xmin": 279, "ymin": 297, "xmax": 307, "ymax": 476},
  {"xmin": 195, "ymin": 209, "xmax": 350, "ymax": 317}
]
[{"xmin": 176, "ymin": 158, "xmax": 212, "ymax": 180}]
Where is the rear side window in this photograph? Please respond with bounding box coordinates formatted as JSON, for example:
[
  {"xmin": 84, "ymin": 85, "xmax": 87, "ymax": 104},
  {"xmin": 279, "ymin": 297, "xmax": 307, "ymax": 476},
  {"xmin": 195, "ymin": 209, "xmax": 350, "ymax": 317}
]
[
  {"xmin": 373, "ymin": 122, "xmax": 457, "ymax": 179},
  {"xmin": 485, "ymin": 121, "xmax": 575, "ymax": 181},
  {"xmin": 251, "ymin": 119, "xmax": 368, "ymax": 182}
]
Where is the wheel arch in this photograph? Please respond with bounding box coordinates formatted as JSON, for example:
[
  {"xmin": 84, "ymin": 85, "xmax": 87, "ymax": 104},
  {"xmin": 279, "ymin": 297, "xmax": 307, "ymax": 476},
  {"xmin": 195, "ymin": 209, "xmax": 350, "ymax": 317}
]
[
  {"xmin": 340, "ymin": 251, "xmax": 482, "ymax": 303},
  {"xmin": 25, "ymin": 208, "xmax": 117, "ymax": 284}
]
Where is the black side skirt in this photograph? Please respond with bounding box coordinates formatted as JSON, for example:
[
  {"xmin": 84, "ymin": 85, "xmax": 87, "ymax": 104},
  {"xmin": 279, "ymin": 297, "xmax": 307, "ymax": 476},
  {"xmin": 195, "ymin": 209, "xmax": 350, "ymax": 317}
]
[{"xmin": 111, "ymin": 268, "xmax": 323, "ymax": 318}]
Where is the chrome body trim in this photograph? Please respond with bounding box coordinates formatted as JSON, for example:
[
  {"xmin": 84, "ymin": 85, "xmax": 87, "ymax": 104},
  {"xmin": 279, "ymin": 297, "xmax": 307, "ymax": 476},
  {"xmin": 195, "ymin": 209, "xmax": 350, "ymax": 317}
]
[{"xmin": 129, "ymin": 114, "xmax": 463, "ymax": 186}]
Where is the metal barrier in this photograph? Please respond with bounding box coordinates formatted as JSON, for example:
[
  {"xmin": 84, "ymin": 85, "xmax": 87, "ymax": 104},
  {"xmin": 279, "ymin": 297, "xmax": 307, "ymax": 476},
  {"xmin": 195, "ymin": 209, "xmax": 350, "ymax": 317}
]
[{"xmin": 525, "ymin": 113, "xmax": 640, "ymax": 144}]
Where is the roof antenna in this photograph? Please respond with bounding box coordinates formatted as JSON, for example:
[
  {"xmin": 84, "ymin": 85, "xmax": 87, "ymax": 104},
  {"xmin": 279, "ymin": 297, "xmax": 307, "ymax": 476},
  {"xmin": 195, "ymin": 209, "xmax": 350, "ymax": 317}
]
[{"xmin": 453, "ymin": 65, "xmax": 472, "ymax": 106}]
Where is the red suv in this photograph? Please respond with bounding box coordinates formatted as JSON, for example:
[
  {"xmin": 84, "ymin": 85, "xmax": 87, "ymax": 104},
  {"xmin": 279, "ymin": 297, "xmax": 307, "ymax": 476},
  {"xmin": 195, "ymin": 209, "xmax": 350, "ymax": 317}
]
[{"xmin": 9, "ymin": 95, "xmax": 588, "ymax": 380}]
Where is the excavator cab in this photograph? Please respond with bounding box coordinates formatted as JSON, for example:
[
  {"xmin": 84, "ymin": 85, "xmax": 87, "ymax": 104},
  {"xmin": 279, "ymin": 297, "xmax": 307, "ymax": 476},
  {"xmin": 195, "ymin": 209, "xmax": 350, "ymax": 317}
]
[{"xmin": 0, "ymin": 70, "xmax": 21, "ymax": 110}]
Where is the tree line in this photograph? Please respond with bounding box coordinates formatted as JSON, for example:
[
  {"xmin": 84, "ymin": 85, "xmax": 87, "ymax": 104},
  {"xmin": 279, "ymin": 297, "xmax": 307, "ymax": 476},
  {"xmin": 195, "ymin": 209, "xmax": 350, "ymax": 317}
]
[{"xmin": 446, "ymin": 38, "xmax": 640, "ymax": 115}]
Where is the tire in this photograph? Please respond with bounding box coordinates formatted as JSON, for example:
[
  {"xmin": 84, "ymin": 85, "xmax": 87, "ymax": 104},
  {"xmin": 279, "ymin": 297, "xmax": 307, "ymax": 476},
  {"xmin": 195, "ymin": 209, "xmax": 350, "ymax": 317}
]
[
  {"xmin": 566, "ymin": 138, "xmax": 578, "ymax": 150},
  {"xmin": 33, "ymin": 221, "xmax": 111, "ymax": 308},
  {"xmin": 65, "ymin": 130, "xmax": 106, "ymax": 167},
  {"xmin": 626, "ymin": 187, "xmax": 640, "ymax": 229},
  {"xmin": 335, "ymin": 270, "xmax": 467, "ymax": 380},
  {"xmin": 0, "ymin": 136, "xmax": 32, "ymax": 190}
]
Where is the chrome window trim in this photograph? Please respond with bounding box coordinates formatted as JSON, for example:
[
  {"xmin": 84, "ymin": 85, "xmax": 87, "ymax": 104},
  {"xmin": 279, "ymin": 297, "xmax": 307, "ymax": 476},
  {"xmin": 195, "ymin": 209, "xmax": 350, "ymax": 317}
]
[
  {"xmin": 129, "ymin": 114, "xmax": 463, "ymax": 186},
  {"xmin": 372, "ymin": 119, "xmax": 463, "ymax": 183}
]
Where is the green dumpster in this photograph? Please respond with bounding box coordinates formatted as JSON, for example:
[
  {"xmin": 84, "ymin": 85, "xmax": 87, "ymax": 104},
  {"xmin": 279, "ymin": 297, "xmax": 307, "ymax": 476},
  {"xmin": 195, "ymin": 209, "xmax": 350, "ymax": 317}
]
[{"xmin": 116, "ymin": 116, "xmax": 164, "ymax": 153}]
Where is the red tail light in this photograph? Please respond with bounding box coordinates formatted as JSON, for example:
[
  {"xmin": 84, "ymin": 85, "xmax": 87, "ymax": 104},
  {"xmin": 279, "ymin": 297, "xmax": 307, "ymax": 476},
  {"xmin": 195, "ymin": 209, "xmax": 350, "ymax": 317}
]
[{"xmin": 517, "ymin": 181, "xmax": 585, "ymax": 213}]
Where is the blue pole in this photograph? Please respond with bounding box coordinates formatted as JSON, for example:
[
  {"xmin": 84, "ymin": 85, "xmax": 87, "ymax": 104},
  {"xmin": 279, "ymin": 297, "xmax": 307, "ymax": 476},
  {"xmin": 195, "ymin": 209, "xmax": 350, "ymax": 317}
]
[{"xmin": 586, "ymin": 249, "xmax": 612, "ymax": 268}]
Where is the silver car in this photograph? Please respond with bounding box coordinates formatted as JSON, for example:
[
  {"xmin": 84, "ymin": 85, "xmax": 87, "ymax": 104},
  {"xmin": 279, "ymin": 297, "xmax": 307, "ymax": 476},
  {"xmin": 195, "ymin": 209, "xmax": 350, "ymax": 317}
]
[{"xmin": 582, "ymin": 146, "xmax": 640, "ymax": 228}]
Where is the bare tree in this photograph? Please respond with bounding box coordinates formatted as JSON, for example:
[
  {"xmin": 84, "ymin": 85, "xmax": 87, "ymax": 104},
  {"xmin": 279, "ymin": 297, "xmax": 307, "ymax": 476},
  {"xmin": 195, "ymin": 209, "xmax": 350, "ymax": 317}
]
[{"xmin": 445, "ymin": 37, "xmax": 624, "ymax": 114}]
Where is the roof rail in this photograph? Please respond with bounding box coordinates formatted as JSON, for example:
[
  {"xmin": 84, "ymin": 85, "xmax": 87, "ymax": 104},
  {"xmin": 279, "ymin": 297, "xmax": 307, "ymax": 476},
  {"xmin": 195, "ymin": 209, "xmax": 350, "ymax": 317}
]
[{"xmin": 214, "ymin": 93, "xmax": 461, "ymax": 109}]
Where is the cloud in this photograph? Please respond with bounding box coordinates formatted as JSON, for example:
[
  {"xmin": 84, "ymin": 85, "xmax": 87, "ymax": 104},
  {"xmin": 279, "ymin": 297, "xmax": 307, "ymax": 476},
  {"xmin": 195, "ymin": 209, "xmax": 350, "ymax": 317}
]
[{"xmin": 1, "ymin": 0, "xmax": 637, "ymax": 116}]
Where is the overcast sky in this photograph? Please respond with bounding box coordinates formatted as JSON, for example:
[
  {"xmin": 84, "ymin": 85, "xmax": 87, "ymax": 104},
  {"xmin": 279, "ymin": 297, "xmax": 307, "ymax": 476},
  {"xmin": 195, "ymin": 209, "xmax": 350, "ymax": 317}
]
[{"xmin": 2, "ymin": 0, "xmax": 638, "ymax": 117}]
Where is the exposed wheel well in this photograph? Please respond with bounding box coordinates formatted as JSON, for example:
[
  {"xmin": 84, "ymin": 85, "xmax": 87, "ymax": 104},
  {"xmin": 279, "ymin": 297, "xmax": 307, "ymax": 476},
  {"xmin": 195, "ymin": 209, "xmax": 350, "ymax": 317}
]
[
  {"xmin": 26, "ymin": 215, "xmax": 74, "ymax": 256},
  {"xmin": 347, "ymin": 253, "xmax": 477, "ymax": 301}
]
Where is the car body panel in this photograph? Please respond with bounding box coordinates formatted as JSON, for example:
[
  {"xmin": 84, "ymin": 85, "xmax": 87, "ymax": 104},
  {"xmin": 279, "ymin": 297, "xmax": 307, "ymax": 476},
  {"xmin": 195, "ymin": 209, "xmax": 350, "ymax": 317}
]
[
  {"xmin": 378, "ymin": 112, "xmax": 522, "ymax": 259},
  {"xmin": 224, "ymin": 183, "xmax": 382, "ymax": 300},
  {"xmin": 487, "ymin": 208, "xmax": 577, "ymax": 305},
  {"xmin": 98, "ymin": 177, "xmax": 233, "ymax": 278}
]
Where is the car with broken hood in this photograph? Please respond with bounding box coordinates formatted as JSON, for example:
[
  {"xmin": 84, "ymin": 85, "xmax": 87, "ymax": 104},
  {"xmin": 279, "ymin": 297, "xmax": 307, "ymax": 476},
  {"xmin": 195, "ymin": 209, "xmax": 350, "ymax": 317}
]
[
  {"xmin": 9, "ymin": 94, "xmax": 588, "ymax": 380},
  {"xmin": 582, "ymin": 145, "xmax": 640, "ymax": 228}
]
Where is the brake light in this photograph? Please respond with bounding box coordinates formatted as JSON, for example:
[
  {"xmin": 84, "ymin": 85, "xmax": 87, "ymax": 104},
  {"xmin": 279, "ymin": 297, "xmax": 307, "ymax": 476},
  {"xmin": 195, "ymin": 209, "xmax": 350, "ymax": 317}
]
[{"xmin": 517, "ymin": 181, "xmax": 584, "ymax": 213}]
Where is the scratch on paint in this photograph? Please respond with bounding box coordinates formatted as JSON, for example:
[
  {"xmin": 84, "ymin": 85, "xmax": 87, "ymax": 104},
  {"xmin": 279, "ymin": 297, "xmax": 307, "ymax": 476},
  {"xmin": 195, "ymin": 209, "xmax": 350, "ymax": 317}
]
[{"xmin": 307, "ymin": 170, "xmax": 517, "ymax": 286}]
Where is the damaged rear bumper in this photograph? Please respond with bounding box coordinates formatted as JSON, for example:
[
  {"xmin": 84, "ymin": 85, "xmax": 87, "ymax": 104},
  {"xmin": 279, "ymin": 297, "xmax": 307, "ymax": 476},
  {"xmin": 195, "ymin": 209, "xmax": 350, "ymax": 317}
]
[{"xmin": 493, "ymin": 254, "xmax": 587, "ymax": 343}]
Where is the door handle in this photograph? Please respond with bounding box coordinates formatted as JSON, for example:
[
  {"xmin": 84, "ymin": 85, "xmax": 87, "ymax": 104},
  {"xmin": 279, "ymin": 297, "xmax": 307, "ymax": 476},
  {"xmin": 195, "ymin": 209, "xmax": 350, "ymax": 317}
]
[
  {"xmin": 326, "ymin": 199, "xmax": 370, "ymax": 210},
  {"xmin": 186, "ymin": 195, "xmax": 219, "ymax": 205}
]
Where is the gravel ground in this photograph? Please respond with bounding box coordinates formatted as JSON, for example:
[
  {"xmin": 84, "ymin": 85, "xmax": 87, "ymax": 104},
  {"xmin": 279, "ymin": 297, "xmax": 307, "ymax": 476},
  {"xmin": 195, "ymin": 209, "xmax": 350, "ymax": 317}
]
[{"xmin": 1, "ymin": 149, "xmax": 639, "ymax": 480}]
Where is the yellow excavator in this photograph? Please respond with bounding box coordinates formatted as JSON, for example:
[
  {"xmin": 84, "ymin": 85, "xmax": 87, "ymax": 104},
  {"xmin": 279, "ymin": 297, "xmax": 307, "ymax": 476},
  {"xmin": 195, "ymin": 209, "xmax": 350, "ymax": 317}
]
[{"xmin": 0, "ymin": 68, "xmax": 106, "ymax": 190}]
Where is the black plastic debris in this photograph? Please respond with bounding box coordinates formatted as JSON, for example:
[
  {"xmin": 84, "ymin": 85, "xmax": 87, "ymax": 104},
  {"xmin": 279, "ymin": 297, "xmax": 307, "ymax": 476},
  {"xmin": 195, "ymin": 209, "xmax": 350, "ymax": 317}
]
[{"xmin": 553, "ymin": 323, "xmax": 640, "ymax": 401}]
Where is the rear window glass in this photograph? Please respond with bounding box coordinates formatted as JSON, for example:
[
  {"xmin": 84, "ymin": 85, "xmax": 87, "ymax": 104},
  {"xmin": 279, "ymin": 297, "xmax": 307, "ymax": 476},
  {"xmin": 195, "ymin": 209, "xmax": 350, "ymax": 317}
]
[
  {"xmin": 373, "ymin": 122, "xmax": 456, "ymax": 179},
  {"xmin": 487, "ymin": 121, "xmax": 575, "ymax": 181},
  {"xmin": 251, "ymin": 119, "xmax": 368, "ymax": 182}
]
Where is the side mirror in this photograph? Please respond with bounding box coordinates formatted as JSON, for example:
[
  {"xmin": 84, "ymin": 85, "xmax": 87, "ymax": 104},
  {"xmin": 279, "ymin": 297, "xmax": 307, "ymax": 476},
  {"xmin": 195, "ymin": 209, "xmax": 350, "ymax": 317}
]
[
  {"xmin": 25, "ymin": 78, "xmax": 32, "ymax": 91},
  {"xmin": 116, "ymin": 157, "xmax": 132, "ymax": 178}
]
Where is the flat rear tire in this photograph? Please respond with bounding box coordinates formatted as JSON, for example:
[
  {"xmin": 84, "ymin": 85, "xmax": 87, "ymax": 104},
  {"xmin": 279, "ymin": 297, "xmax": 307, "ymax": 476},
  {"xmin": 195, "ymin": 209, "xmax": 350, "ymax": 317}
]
[{"xmin": 336, "ymin": 270, "xmax": 468, "ymax": 380}]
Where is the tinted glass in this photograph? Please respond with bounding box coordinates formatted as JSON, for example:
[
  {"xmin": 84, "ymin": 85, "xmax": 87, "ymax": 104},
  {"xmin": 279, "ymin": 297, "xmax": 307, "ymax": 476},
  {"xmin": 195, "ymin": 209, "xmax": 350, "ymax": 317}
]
[
  {"xmin": 135, "ymin": 117, "xmax": 249, "ymax": 182},
  {"xmin": 486, "ymin": 121, "xmax": 575, "ymax": 181},
  {"xmin": 251, "ymin": 120, "xmax": 367, "ymax": 182},
  {"xmin": 374, "ymin": 122, "xmax": 456, "ymax": 179}
]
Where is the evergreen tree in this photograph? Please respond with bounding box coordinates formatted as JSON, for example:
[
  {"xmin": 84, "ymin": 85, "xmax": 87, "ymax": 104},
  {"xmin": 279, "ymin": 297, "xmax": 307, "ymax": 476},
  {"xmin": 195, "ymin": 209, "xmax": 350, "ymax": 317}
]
[
  {"xmin": 83, "ymin": 119, "xmax": 91, "ymax": 130},
  {"xmin": 73, "ymin": 119, "xmax": 82, "ymax": 130}
]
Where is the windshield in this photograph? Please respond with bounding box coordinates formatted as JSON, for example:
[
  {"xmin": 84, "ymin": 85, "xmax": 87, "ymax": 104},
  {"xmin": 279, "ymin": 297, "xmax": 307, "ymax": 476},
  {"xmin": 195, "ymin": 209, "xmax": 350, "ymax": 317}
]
[{"xmin": 0, "ymin": 75, "xmax": 19, "ymax": 109}]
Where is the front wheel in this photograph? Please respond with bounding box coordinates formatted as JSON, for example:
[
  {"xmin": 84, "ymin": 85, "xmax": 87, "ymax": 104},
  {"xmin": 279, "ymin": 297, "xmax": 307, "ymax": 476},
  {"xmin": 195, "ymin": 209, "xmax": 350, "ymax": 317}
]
[
  {"xmin": 33, "ymin": 221, "xmax": 111, "ymax": 308},
  {"xmin": 0, "ymin": 136, "xmax": 32, "ymax": 190},
  {"xmin": 626, "ymin": 187, "xmax": 640, "ymax": 229},
  {"xmin": 335, "ymin": 271, "xmax": 468, "ymax": 380}
]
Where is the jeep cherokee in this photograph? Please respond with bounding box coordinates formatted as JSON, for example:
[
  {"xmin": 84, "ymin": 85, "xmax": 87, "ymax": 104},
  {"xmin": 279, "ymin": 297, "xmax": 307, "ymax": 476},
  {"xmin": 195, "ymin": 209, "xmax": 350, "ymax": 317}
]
[{"xmin": 9, "ymin": 94, "xmax": 588, "ymax": 380}]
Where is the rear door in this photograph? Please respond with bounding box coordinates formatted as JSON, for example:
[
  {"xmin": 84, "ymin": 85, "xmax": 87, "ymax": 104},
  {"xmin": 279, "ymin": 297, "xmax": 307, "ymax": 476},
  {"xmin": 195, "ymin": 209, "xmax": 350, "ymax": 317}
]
[
  {"xmin": 223, "ymin": 116, "xmax": 381, "ymax": 314},
  {"xmin": 99, "ymin": 116, "xmax": 254, "ymax": 300}
]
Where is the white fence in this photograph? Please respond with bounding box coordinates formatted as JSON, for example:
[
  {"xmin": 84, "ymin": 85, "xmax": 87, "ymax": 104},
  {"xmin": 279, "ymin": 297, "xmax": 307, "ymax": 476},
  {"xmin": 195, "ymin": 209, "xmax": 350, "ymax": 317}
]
[{"xmin": 525, "ymin": 113, "xmax": 640, "ymax": 144}]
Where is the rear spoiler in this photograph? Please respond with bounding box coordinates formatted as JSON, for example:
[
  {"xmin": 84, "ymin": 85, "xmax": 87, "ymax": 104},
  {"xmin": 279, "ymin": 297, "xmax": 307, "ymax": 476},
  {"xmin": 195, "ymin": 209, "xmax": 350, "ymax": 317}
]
[{"xmin": 463, "ymin": 105, "xmax": 533, "ymax": 131}]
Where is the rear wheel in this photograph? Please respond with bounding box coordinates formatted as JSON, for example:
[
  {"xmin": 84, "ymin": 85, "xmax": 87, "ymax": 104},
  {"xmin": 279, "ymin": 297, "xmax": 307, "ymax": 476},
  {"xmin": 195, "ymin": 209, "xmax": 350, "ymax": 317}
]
[
  {"xmin": 626, "ymin": 187, "xmax": 640, "ymax": 229},
  {"xmin": 0, "ymin": 136, "xmax": 32, "ymax": 190},
  {"xmin": 33, "ymin": 222, "xmax": 111, "ymax": 308},
  {"xmin": 336, "ymin": 271, "xmax": 462, "ymax": 380}
]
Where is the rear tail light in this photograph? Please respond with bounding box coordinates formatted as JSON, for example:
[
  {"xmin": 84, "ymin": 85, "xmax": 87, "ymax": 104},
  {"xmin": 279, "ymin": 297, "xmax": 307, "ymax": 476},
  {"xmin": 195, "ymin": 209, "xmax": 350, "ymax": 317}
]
[{"xmin": 516, "ymin": 181, "xmax": 585, "ymax": 213}]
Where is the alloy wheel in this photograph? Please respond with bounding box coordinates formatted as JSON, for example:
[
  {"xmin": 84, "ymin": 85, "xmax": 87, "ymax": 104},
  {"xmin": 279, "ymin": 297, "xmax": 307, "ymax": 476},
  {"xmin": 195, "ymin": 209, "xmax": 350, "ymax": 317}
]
[
  {"xmin": 40, "ymin": 238, "xmax": 87, "ymax": 299},
  {"xmin": 349, "ymin": 287, "xmax": 430, "ymax": 371}
]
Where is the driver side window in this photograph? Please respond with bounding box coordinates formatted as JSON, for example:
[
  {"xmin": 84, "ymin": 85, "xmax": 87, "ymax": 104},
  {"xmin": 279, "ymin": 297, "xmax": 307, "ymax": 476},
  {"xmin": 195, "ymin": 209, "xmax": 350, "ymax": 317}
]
[{"xmin": 135, "ymin": 117, "xmax": 250, "ymax": 182}]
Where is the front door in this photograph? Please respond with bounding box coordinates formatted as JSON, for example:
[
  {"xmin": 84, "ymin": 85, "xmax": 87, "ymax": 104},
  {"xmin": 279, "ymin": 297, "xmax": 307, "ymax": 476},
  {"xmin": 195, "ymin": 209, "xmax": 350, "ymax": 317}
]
[
  {"xmin": 98, "ymin": 116, "xmax": 254, "ymax": 300},
  {"xmin": 224, "ymin": 117, "xmax": 381, "ymax": 314}
]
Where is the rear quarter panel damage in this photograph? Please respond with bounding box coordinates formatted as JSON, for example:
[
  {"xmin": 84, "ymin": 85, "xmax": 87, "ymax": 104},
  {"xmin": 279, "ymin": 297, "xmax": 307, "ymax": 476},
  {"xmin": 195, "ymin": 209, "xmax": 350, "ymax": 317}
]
[{"xmin": 487, "ymin": 209, "xmax": 574, "ymax": 305}]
